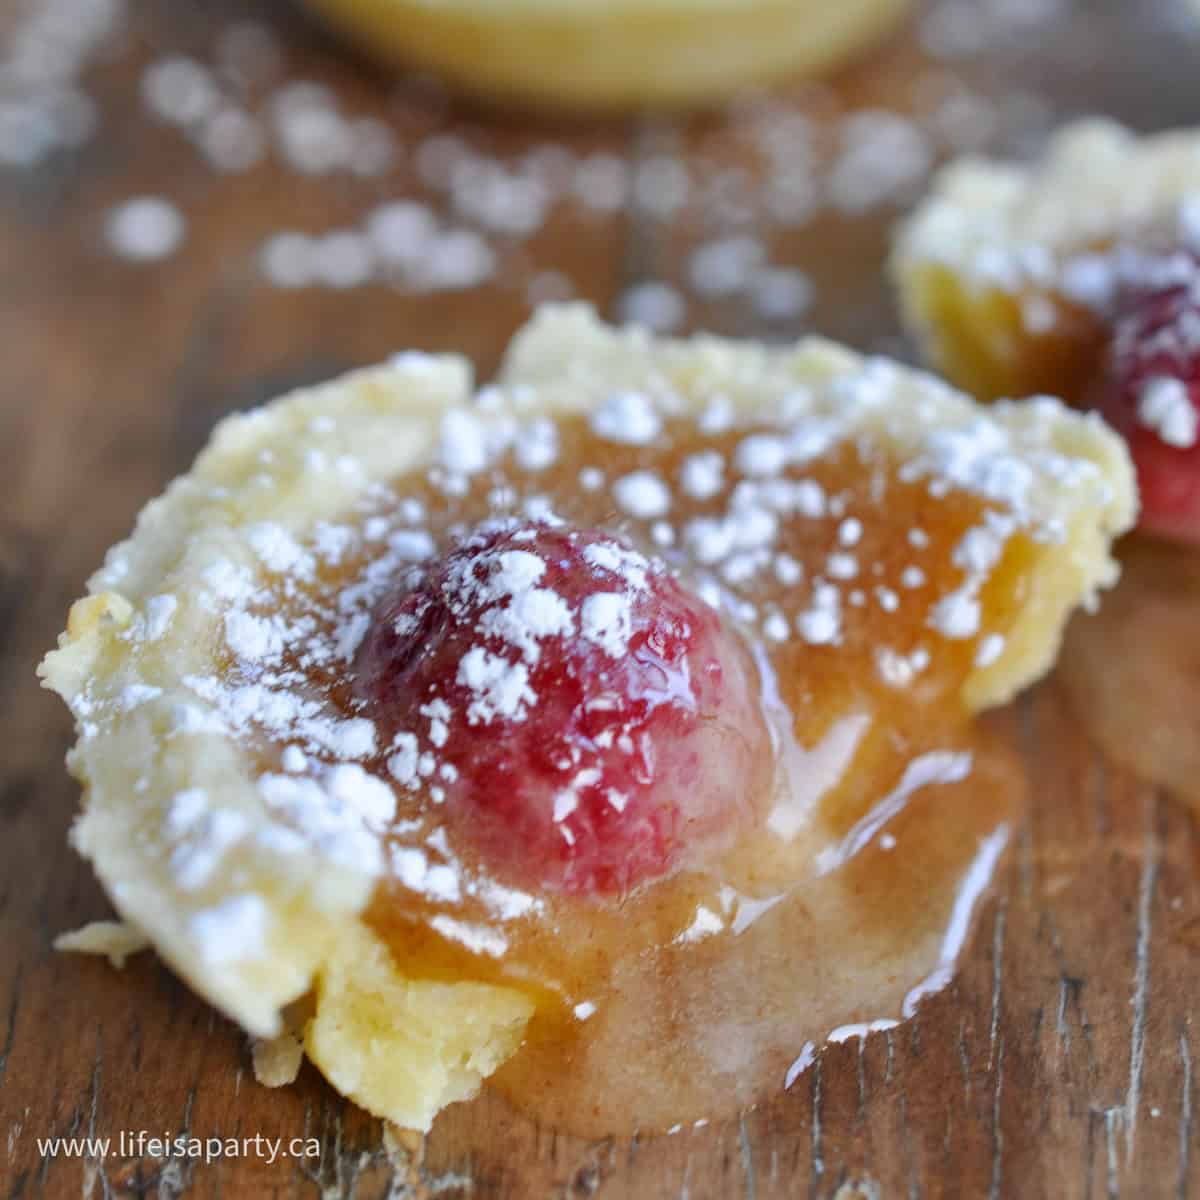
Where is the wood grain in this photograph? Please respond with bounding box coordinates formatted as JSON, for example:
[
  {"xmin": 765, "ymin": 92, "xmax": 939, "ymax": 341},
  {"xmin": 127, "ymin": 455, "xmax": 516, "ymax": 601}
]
[{"xmin": 2, "ymin": 0, "xmax": 1198, "ymax": 1195}]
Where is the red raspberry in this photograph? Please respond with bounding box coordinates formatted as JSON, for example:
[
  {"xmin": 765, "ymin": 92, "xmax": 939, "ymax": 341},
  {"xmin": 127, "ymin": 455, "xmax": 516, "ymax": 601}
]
[
  {"xmin": 354, "ymin": 522, "xmax": 772, "ymax": 896},
  {"xmin": 1090, "ymin": 273, "xmax": 1200, "ymax": 543}
]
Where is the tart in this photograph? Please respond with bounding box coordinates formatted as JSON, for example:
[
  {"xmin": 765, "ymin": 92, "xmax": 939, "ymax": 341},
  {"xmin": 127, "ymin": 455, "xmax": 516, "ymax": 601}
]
[
  {"xmin": 41, "ymin": 305, "xmax": 1134, "ymax": 1136},
  {"xmin": 301, "ymin": 0, "xmax": 913, "ymax": 112},
  {"xmin": 893, "ymin": 119, "xmax": 1200, "ymax": 543}
]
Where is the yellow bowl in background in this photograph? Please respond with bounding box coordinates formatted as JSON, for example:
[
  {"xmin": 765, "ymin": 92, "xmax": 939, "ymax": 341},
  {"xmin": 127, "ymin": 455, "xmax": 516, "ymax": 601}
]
[{"xmin": 302, "ymin": 0, "xmax": 914, "ymax": 112}]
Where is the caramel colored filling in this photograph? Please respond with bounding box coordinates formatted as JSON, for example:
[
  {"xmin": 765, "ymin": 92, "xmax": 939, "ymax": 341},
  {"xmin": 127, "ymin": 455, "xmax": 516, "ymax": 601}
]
[
  {"xmin": 265, "ymin": 414, "xmax": 1037, "ymax": 1133},
  {"xmin": 915, "ymin": 262, "xmax": 1107, "ymax": 404}
]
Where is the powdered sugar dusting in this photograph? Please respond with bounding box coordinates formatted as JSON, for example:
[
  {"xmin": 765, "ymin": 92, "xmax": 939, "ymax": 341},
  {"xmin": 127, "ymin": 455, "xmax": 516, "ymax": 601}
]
[
  {"xmin": 590, "ymin": 392, "xmax": 662, "ymax": 445},
  {"xmin": 191, "ymin": 894, "xmax": 269, "ymax": 965},
  {"xmin": 458, "ymin": 646, "xmax": 536, "ymax": 724},
  {"xmin": 613, "ymin": 470, "xmax": 672, "ymax": 518},
  {"xmin": 1138, "ymin": 376, "xmax": 1199, "ymax": 448},
  {"xmin": 580, "ymin": 592, "xmax": 634, "ymax": 658},
  {"xmin": 80, "ymin": 321, "xmax": 1120, "ymax": 976}
]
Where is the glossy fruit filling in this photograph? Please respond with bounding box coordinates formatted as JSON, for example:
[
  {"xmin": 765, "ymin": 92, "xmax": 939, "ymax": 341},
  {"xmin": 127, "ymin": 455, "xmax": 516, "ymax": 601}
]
[
  {"xmin": 1087, "ymin": 267, "xmax": 1200, "ymax": 543},
  {"xmin": 354, "ymin": 523, "xmax": 772, "ymax": 896}
]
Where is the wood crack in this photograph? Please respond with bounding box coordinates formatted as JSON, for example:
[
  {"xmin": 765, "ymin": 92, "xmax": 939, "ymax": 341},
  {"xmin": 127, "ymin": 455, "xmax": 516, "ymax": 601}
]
[
  {"xmin": 1104, "ymin": 1108, "xmax": 1120, "ymax": 1200},
  {"xmin": 855, "ymin": 1038, "xmax": 868, "ymax": 1126},
  {"xmin": 957, "ymin": 1015, "xmax": 971, "ymax": 1101},
  {"xmin": 80, "ymin": 1051, "xmax": 110, "ymax": 1200},
  {"xmin": 0, "ymin": 964, "xmax": 20, "ymax": 1086},
  {"xmin": 738, "ymin": 1114, "xmax": 756, "ymax": 1200},
  {"xmin": 1043, "ymin": 911, "xmax": 1098, "ymax": 1083},
  {"xmin": 1177, "ymin": 1030, "xmax": 1193, "ymax": 1200},
  {"xmin": 1124, "ymin": 796, "xmax": 1162, "ymax": 1159},
  {"xmin": 809, "ymin": 1055, "xmax": 824, "ymax": 1199},
  {"xmin": 988, "ymin": 903, "xmax": 1006, "ymax": 1073},
  {"xmin": 987, "ymin": 1036, "xmax": 1004, "ymax": 1200}
]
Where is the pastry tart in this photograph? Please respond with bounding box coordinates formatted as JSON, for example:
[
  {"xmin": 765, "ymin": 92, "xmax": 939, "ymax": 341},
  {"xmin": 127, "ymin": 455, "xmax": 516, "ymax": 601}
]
[
  {"xmin": 301, "ymin": 0, "xmax": 913, "ymax": 112},
  {"xmin": 894, "ymin": 119, "xmax": 1200, "ymax": 542},
  {"xmin": 42, "ymin": 306, "xmax": 1134, "ymax": 1135}
]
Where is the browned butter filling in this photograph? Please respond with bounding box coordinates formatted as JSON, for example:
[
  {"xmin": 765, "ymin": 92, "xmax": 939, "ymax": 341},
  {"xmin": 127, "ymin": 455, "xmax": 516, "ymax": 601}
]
[{"xmin": 271, "ymin": 414, "xmax": 1035, "ymax": 1134}]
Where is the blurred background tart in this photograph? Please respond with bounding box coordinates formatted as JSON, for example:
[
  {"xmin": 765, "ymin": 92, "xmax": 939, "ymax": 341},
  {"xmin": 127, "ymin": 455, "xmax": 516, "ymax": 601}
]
[
  {"xmin": 301, "ymin": 0, "xmax": 914, "ymax": 111},
  {"xmin": 893, "ymin": 120, "xmax": 1200, "ymax": 545}
]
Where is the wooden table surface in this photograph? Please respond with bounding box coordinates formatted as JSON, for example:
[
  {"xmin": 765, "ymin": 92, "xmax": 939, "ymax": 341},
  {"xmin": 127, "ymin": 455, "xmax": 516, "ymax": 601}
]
[{"xmin": 3, "ymin": 0, "xmax": 1200, "ymax": 1195}]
